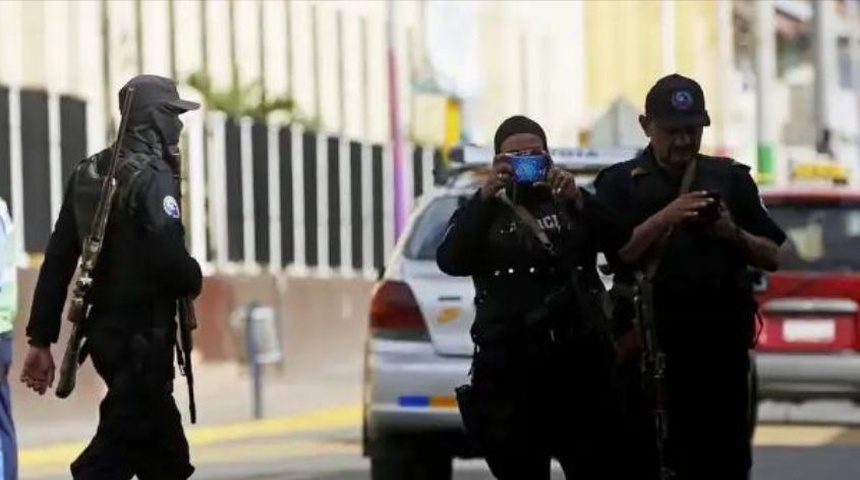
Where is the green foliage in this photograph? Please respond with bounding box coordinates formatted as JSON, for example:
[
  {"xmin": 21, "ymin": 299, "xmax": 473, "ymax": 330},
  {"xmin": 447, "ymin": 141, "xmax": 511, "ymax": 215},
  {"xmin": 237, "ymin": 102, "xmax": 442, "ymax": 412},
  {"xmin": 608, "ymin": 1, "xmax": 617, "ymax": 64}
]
[{"xmin": 185, "ymin": 69, "xmax": 321, "ymax": 129}]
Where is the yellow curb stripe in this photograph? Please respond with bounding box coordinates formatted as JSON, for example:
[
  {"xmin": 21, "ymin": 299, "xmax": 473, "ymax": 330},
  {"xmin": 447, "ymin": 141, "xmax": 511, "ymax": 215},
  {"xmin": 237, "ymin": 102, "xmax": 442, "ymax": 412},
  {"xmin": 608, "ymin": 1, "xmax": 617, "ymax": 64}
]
[
  {"xmin": 22, "ymin": 438, "xmax": 361, "ymax": 479},
  {"xmin": 753, "ymin": 425, "xmax": 846, "ymax": 446},
  {"xmin": 19, "ymin": 404, "xmax": 362, "ymax": 468}
]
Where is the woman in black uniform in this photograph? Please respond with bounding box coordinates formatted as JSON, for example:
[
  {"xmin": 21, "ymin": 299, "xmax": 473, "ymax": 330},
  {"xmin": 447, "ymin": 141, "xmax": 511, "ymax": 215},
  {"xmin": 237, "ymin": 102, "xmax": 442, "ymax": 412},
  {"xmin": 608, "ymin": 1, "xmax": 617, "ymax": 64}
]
[{"xmin": 438, "ymin": 115, "xmax": 630, "ymax": 479}]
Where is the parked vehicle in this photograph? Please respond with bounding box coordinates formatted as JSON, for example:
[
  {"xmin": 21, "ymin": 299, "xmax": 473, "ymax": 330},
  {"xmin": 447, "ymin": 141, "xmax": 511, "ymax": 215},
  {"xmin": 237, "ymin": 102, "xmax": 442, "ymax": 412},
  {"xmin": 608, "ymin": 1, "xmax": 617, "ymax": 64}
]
[{"xmin": 754, "ymin": 185, "xmax": 860, "ymax": 404}]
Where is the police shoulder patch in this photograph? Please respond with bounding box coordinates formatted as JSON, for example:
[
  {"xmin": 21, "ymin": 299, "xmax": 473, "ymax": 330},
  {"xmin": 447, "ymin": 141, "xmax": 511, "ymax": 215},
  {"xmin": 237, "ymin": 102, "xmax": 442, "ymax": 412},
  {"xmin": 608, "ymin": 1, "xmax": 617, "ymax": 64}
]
[{"xmin": 163, "ymin": 195, "xmax": 181, "ymax": 219}]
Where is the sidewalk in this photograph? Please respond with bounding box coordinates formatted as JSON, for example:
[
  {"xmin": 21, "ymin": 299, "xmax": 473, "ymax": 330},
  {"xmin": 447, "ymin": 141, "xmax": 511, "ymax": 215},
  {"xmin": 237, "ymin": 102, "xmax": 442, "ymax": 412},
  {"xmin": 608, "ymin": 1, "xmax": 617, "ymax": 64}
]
[{"xmin": 14, "ymin": 350, "xmax": 364, "ymax": 449}]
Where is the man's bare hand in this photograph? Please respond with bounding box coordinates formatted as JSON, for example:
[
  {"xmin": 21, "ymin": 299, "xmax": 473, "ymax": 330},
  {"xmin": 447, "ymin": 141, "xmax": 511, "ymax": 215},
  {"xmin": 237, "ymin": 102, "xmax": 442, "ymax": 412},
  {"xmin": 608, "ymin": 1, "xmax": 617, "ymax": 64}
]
[
  {"xmin": 20, "ymin": 345, "xmax": 55, "ymax": 395},
  {"xmin": 657, "ymin": 191, "xmax": 714, "ymax": 226},
  {"xmin": 480, "ymin": 155, "xmax": 515, "ymax": 200}
]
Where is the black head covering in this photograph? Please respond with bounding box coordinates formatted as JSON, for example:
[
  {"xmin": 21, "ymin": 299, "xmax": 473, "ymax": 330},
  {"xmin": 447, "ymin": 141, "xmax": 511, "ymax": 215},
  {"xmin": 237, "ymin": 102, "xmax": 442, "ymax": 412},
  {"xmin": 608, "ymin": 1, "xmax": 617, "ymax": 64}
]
[
  {"xmin": 117, "ymin": 75, "xmax": 198, "ymax": 162},
  {"xmin": 493, "ymin": 115, "xmax": 548, "ymax": 154}
]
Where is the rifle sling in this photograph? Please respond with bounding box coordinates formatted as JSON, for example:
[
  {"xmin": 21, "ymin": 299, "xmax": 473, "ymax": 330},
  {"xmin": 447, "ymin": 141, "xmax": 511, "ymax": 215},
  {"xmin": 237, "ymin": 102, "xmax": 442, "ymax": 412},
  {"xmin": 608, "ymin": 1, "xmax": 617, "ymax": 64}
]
[
  {"xmin": 497, "ymin": 190, "xmax": 556, "ymax": 256},
  {"xmin": 641, "ymin": 157, "xmax": 698, "ymax": 281}
]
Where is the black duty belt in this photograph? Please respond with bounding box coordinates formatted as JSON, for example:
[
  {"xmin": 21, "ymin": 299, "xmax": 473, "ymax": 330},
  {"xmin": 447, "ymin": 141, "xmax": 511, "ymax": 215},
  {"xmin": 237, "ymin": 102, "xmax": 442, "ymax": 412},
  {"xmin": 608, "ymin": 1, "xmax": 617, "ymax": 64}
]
[{"xmin": 490, "ymin": 265, "xmax": 561, "ymax": 277}]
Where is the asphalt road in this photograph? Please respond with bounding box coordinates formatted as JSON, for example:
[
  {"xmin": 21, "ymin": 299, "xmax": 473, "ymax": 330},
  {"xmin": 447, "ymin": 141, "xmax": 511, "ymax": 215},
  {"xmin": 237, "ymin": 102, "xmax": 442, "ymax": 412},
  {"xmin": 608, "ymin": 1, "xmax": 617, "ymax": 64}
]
[
  {"xmin": 28, "ymin": 435, "xmax": 860, "ymax": 480},
  {"xmin": 189, "ymin": 446, "xmax": 860, "ymax": 480},
  {"xmin": 26, "ymin": 401, "xmax": 860, "ymax": 480}
]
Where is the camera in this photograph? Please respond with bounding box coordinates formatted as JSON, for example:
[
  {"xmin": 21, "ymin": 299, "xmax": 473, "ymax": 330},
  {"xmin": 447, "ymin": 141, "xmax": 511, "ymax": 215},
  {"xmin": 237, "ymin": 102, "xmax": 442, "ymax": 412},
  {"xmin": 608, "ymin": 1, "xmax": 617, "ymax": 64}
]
[
  {"xmin": 698, "ymin": 190, "xmax": 722, "ymax": 222},
  {"xmin": 508, "ymin": 153, "xmax": 548, "ymax": 185}
]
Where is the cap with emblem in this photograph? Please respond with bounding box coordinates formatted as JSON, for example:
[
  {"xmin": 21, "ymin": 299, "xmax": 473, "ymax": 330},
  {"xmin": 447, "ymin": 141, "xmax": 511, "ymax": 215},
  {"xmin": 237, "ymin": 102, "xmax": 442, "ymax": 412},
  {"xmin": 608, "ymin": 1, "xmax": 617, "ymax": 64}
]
[
  {"xmin": 118, "ymin": 74, "xmax": 200, "ymax": 116},
  {"xmin": 645, "ymin": 73, "xmax": 711, "ymax": 128}
]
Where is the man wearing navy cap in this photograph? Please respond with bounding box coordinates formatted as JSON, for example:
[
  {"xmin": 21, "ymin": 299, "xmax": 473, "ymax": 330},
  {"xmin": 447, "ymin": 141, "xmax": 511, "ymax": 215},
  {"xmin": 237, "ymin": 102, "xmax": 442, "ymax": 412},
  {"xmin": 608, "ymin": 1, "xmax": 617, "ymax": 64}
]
[
  {"xmin": 593, "ymin": 74, "xmax": 786, "ymax": 480},
  {"xmin": 20, "ymin": 74, "xmax": 203, "ymax": 479}
]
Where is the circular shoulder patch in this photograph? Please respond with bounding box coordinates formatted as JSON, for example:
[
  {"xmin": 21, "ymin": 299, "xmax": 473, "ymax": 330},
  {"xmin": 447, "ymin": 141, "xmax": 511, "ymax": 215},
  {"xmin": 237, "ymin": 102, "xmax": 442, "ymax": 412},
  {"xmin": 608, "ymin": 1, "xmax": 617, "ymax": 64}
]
[
  {"xmin": 163, "ymin": 195, "xmax": 181, "ymax": 219},
  {"xmin": 671, "ymin": 90, "xmax": 694, "ymax": 110}
]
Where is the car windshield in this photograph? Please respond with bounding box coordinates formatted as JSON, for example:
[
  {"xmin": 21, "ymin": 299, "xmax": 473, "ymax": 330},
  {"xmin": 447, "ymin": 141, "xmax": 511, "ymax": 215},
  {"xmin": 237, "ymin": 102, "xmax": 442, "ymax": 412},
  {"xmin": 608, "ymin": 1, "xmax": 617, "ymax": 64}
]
[
  {"xmin": 404, "ymin": 195, "xmax": 464, "ymax": 261},
  {"xmin": 766, "ymin": 199, "xmax": 860, "ymax": 272}
]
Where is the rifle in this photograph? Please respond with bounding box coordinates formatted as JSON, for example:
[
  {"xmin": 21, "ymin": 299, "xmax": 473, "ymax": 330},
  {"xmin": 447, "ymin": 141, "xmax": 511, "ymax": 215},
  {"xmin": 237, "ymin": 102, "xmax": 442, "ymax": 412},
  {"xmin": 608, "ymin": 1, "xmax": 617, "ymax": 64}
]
[
  {"xmin": 171, "ymin": 146, "xmax": 198, "ymax": 424},
  {"xmin": 177, "ymin": 296, "xmax": 197, "ymax": 423},
  {"xmin": 632, "ymin": 274, "xmax": 673, "ymax": 480},
  {"xmin": 629, "ymin": 157, "xmax": 697, "ymax": 480},
  {"xmin": 56, "ymin": 87, "xmax": 137, "ymax": 399}
]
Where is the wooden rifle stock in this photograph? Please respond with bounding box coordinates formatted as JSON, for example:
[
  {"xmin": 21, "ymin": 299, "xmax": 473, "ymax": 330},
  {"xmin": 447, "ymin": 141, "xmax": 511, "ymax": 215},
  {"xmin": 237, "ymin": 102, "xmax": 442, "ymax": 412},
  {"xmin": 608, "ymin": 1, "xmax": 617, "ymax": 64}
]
[{"xmin": 55, "ymin": 88, "xmax": 136, "ymax": 399}]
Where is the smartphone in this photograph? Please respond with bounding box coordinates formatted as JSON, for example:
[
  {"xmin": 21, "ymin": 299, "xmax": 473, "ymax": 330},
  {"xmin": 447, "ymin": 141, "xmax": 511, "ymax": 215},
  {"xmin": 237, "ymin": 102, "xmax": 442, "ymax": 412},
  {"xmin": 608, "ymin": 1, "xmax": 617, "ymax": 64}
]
[
  {"xmin": 698, "ymin": 190, "xmax": 722, "ymax": 221},
  {"xmin": 508, "ymin": 154, "xmax": 548, "ymax": 184}
]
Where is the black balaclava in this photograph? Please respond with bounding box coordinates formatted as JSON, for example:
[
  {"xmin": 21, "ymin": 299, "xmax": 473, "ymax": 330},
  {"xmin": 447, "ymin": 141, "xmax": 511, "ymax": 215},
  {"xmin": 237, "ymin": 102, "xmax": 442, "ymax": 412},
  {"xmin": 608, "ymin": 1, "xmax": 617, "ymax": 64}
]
[
  {"xmin": 121, "ymin": 104, "xmax": 183, "ymax": 172},
  {"xmin": 492, "ymin": 115, "xmax": 550, "ymax": 203},
  {"xmin": 117, "ymin": 75, "xmax": 196, "ymax": 173}
]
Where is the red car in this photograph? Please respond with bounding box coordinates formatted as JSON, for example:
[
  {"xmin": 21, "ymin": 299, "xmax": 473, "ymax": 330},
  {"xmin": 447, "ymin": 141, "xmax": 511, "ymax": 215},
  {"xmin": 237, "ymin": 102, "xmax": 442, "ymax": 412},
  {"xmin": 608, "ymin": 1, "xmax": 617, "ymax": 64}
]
[{"xmin": 754, "ymin": 187, "xmax": 860, "ymax": 404}]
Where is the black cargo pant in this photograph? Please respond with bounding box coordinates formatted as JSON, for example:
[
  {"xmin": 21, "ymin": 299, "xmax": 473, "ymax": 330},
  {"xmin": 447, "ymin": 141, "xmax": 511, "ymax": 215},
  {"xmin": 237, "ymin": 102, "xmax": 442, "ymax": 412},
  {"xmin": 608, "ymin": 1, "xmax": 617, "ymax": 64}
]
[
  {"xmin": 614, "ymin": 360, "xmax": 660, "ymax": 480},
  {"xmin": 617, "ymin": 346, "xmax": 753, "ymax": 480},
  {"xmin": 70, "ymin": 309, "xmax": 193, "ymax": 480},
  {"xmin": 663, "ymin": 346, "xmax": 752, "ymax": 480},
  {"xmin": 463, "ymin": 331, "xmax": 622, "ymax": 480}
]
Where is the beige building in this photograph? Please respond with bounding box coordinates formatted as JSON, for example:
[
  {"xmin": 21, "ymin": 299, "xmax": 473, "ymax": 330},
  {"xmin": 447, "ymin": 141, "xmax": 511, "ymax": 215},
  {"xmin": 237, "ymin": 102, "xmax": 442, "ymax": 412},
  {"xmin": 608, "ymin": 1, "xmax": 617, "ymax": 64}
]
[{"xmin": 0, "ymin": 0, "xmax": 594, "ymax": 151}]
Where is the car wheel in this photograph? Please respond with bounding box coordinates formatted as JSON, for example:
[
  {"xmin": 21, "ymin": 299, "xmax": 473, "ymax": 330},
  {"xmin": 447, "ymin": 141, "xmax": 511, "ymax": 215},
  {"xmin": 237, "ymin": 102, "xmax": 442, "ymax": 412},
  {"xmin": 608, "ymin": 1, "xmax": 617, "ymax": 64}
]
[{"xmin": 371, "ymin": 452, "xmax": 453, "ymax": 480}]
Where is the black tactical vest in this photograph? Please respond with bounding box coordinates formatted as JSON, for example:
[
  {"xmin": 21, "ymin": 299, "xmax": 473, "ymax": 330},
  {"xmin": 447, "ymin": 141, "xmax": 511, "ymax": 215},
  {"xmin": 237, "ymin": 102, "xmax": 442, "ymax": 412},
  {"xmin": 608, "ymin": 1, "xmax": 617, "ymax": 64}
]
[
  {"xmin": 629, "ymin": 153, "xmax": 755, "ymax": 309},
  {"xmin": 72, "ymin": 149, "xmax": 160, "ymax": 309}
]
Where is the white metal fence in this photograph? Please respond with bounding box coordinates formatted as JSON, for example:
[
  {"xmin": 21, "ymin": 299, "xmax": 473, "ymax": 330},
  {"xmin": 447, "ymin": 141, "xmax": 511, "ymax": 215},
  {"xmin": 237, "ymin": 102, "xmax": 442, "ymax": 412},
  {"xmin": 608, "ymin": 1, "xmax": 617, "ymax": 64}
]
[{"xmin": 0, "ymin": 85, "xmax": 444, "ymax": 278}]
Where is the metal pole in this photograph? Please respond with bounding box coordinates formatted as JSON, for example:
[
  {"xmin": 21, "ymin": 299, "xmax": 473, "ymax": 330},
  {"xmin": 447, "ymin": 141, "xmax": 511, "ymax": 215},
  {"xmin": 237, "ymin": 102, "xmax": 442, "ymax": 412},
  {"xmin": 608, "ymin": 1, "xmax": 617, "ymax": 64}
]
[
  {"xmin": 813, "ymin": 0, "xmax": 837, "ymax": 157},
  {"xmin": 387, "ymin": 0, "xmax": 407, "ymax": 238},
  {"xmin": 520, "ymin": 32, "xmax": 528, "ymax": 114},
  {"xmin": 715, "ymin": 0, "xmax": 733, "ymax": 157},
  {"xmin": 311, "ymin": 4, "xmax": 321, "ymax": 126},
  {"xmin": 258, "ymin": 0, "xmax": 267, "ymax": 109},
  {"xmin": 228, "ymin": 0, "xmax": 239, "ymax": 94},
  {"xmin": 755, "ymin": 0, "xmax": 777, "ymax": 185},
  {"xmin": 337, "ymin": 10, "xmax": 347, "ymax": 133},
  {"xmin": 134, "ymin": 0, "xmax": 144, "ymax": 74},
  {"xmin": 285, "ymin": 0, "xmax": 295, "ymax": 105},
  {"xmin": 661, "ymin": 0, "xmax": 676, "ymax": 74},
  {"xmin": 167, "ymin": 0, "xmax": 177, "ymax": 80},
  {"xmin": 361, "ymin": 17, "xmax": 371, "ymax": 139},
  {"xmin": 245, "ymin": 305, "xmax": 263, "ymax": 420},
  {"xmin": 100, "ymin": 0, "xmax": 114, "ymax": 141}
]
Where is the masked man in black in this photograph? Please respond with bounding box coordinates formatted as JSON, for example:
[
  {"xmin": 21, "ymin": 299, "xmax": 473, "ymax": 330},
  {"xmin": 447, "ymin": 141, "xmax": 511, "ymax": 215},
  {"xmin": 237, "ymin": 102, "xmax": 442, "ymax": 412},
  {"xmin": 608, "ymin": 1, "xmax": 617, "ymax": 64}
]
[
  {"xmin": 438, "ymin": 115, "xmax": 630, "ymax": 479},
  {"xmin": 20, "ymin": 74, "xmax": 203, "ymax": 480}
]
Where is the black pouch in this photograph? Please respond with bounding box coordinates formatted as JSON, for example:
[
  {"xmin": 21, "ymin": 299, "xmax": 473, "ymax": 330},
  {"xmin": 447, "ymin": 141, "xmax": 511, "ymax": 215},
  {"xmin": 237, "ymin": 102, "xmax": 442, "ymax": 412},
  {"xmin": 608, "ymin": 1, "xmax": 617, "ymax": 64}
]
[
  {"xmin": 456, "ymin": 383, "xmax": 477, "ymax": 436},
  {"xmin": 455, "ymin": 354, "xmax": 521, "ymax": 456}
]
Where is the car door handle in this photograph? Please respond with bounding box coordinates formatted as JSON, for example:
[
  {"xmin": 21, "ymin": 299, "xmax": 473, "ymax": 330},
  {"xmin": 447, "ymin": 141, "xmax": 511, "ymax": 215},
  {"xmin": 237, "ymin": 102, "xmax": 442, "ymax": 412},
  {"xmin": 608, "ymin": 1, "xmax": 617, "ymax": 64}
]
[{"xmin": 438, "ymin": 296, "xmax": 461, "ymax": 302}]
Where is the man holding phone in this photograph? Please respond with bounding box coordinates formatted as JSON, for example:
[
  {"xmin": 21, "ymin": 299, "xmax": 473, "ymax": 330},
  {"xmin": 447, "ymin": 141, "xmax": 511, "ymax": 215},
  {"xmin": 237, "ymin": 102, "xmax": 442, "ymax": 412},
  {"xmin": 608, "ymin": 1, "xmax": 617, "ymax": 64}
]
[{"xmin": 593, "ymin": 74, "xmax": 786, "ymax": 480}]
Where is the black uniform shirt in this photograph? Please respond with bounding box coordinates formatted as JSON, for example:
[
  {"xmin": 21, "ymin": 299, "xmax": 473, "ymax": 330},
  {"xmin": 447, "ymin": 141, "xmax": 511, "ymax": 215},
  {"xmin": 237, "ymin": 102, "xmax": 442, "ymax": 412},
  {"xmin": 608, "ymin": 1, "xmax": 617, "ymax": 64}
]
[
  {"xmin": 437, "ymin": 186, "xmax": 630, "ymax": 346},
  {"xmin": 25, "ymin": 149, "xmax": 202, "ymax": 347},
  {"xmin": 594, "ymin": 147, "xmax": 786, "ymax": 347}
]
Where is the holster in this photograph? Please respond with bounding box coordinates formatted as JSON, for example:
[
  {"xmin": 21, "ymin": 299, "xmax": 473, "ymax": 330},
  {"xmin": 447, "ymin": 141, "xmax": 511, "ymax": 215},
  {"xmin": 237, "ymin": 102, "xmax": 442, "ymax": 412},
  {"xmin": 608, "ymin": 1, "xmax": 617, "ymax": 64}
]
[{"xmin": 455, "ymin": 384, "xmax": 478, "ymax": 442}]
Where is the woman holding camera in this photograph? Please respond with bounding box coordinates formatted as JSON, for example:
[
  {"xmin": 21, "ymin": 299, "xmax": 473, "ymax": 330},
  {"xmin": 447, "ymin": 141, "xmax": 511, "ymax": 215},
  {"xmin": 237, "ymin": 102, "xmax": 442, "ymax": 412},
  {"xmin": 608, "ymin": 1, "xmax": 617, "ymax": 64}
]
[{"xmin": 437, "ymin": 115, "xmax": 630, "ymax": 479}]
